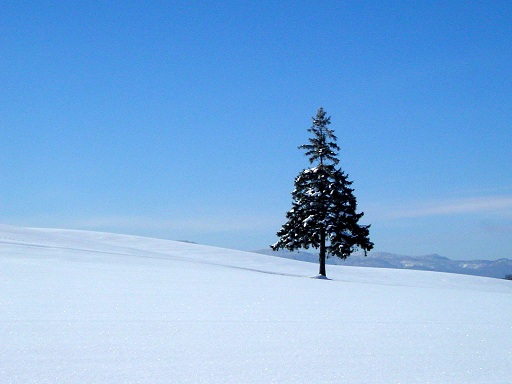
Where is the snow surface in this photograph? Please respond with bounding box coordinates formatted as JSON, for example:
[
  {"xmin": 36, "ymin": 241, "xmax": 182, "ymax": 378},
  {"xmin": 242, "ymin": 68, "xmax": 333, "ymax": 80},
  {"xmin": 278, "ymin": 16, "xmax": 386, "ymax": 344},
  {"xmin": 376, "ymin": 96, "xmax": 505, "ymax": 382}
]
[{"xmin": 1, "ymin": 225, "xmax": 511, "ymax": 383}]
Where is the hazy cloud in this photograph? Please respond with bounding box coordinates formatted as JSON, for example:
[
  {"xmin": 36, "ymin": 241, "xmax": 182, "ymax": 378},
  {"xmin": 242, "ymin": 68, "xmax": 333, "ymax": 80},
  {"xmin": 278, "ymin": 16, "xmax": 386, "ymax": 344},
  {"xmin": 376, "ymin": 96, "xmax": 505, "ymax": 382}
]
[{"xmin": 371, "ymin": 195, "xmax": 512, "ymax": 221}]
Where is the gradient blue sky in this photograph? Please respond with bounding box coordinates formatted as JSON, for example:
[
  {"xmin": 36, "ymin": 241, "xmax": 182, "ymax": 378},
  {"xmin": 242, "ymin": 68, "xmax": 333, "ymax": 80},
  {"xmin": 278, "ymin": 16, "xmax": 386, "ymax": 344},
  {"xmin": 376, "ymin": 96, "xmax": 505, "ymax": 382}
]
[{"xmin": 1, "ymin": 1, "xmax": 511, "ymax": 259}]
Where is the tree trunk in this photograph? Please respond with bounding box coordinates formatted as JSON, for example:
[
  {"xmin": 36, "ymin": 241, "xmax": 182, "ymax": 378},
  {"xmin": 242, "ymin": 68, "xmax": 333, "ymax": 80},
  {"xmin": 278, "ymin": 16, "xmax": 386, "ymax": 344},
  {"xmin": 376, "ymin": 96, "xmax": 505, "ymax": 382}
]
[{"xmin": 319, "ymin": 228, "xmax": 326, "ymax": 276}]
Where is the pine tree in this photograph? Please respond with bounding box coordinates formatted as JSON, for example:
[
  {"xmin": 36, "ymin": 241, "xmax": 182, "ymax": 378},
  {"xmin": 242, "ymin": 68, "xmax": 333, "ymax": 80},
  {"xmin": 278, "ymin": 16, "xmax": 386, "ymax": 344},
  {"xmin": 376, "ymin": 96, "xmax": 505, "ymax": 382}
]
[{"xmin": 271, "ymin": 107, "xmax": 374, "ymax": 277}]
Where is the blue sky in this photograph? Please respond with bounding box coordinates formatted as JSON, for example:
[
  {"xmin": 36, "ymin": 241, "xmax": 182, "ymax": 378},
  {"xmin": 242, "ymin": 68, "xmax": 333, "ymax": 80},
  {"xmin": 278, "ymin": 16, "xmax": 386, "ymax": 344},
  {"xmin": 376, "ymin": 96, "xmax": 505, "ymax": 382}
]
[{"xmin": 1, "ymin": 1, "xmax": 511, "ymax": 259}]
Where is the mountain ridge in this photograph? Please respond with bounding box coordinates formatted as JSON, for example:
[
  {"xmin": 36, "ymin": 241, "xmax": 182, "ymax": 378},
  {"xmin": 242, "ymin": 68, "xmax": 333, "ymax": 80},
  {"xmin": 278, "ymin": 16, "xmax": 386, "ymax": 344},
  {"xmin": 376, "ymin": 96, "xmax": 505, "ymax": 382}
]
[{"xmin": 255, "ymin": 249, "xmax": 512, "ymax": 279}]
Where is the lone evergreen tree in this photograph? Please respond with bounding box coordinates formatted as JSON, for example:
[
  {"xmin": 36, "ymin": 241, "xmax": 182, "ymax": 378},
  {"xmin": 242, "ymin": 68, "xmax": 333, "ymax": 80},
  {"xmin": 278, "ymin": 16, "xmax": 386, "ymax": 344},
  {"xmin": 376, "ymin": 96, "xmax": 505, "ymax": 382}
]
[{"xmin": 271, "ymin": 107, "xmax": 374, "ymax": 277}]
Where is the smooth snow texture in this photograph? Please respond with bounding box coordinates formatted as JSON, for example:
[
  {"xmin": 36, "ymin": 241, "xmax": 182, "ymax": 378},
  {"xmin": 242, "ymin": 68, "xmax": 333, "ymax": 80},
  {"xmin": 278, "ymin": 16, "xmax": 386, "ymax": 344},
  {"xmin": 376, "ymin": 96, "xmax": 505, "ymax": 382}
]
[{"xmin": 1, "ymin": 225, "xmax": 511, "ymax": 383}]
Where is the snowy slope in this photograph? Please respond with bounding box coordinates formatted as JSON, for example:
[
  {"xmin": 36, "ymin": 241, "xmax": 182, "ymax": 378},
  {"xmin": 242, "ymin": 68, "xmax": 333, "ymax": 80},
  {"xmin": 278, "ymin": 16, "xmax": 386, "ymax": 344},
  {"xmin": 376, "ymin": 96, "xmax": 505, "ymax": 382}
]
[{"xmin": 1, "ymin": 225, "xmax": 511, "ymax": 383}]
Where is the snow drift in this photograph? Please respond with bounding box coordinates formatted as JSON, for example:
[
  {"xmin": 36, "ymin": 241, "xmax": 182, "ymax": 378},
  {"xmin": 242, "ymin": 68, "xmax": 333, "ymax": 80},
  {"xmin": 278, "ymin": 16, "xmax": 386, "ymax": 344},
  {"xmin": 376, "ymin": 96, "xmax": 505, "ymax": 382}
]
[{"xmin": 1, "ymin": 225, "xmax": 511, "ymax": 383}]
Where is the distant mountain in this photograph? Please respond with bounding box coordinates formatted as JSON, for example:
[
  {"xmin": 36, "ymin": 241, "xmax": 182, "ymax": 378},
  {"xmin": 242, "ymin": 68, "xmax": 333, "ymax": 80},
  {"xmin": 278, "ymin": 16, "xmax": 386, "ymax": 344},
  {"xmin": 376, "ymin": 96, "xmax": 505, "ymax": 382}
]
[{"xmin": 254, "ymin": 249, "xmax": 512, "ymax": 279}]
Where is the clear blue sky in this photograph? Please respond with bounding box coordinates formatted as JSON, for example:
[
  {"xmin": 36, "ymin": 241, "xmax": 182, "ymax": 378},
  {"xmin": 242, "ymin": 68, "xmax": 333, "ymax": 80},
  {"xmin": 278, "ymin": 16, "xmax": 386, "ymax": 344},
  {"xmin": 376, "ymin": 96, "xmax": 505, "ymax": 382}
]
[{"xmin": 1, "ymin": 1, "xmax": 511, "ymax": 259}]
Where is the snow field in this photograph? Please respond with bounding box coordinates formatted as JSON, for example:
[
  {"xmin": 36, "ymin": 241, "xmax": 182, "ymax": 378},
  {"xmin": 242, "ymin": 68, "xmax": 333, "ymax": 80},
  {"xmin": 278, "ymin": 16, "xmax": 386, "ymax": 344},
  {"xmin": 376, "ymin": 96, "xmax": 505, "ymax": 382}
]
[{"xmin": 1, "ymin": 225, "xmax": 511, "ymax": 383}]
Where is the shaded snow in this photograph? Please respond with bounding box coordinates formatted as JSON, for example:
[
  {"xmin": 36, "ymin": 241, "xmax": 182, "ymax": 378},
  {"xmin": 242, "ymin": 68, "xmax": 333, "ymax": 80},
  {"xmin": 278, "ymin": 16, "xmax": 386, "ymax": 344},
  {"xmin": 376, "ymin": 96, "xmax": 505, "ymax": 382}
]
[{"xmin": 1, "ymin": 225, "xmax": 511, "ymax": 383}]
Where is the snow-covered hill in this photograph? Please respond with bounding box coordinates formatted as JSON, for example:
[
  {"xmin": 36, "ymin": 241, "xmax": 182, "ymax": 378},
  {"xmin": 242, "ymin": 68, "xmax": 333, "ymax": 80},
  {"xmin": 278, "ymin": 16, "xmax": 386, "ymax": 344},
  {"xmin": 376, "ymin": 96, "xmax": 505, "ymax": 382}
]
[
  {"xmin": 1, "ymin": 225, "xmax": 511, "ymax": 383},
  {"xmin": 257, "ymin": 249, "xmax": 512, "ymax": 279}
]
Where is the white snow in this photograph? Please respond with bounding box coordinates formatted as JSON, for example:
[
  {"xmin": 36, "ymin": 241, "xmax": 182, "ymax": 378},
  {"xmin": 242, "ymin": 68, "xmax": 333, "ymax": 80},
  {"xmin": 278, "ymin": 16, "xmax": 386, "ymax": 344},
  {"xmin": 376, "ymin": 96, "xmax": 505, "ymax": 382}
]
[{"xmin": 1, "ymin": 224, "xmax": 511, "ymax": 383}]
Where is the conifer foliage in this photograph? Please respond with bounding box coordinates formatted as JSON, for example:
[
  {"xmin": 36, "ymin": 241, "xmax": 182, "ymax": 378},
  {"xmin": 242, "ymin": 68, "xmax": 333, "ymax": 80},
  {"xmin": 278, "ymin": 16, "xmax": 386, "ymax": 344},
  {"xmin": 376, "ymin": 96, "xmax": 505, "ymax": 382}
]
[{"xmin": 271, "ymin": 107, "xmax": 374, "ymax": 277}]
